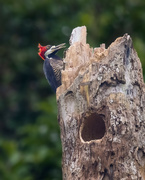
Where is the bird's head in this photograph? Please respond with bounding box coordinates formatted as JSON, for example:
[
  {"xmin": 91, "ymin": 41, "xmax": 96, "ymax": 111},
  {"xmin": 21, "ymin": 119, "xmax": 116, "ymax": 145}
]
[{"xmin": 38, "ymin": 43, "xmax": 65, "ymax": 60}]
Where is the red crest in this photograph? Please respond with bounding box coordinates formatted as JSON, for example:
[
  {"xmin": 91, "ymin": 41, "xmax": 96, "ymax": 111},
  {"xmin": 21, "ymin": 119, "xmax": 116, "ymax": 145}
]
[{"xmin": 38, "ymin": 43, "xmax": 47, "ymax": 60}]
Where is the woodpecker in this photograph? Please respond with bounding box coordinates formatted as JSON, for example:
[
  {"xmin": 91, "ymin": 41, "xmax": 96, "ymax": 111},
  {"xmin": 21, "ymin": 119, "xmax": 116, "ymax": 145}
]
[{"xmin": 38, "ymin": 43, "xmax": 65, "ymax": 92}]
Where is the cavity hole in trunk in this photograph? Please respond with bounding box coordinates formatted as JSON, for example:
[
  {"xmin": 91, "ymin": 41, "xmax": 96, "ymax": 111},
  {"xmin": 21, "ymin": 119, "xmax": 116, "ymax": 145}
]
[{"xmin": 81, "ymin": 113, "xmax": 105, "ymax": 142}]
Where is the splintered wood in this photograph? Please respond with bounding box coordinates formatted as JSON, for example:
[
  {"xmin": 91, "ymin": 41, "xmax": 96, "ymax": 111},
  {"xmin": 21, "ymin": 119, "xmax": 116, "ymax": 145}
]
[
  {"xmin": 57, "ymin": 26, "xmax": 145, "ymax": 180},
  {"xmin": 57, "ymin": 26, "xmax": 92, "ymax": 97}
]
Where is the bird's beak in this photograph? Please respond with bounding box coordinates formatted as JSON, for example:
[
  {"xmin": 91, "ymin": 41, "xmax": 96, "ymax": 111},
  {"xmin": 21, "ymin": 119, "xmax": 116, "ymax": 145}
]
[{"xmin": 51, "ymin": 43, "xmax": 66, "ymax": 52}]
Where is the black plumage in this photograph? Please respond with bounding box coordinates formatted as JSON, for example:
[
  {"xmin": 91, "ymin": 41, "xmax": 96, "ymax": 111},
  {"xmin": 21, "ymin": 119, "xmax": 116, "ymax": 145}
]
[{"xmin": 43, "ymin": 54, "xmax": 63, "ymax": 92}]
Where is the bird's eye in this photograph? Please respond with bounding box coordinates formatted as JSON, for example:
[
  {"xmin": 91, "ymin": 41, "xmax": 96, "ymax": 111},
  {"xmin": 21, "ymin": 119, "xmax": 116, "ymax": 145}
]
[{"xmin": 46, "ymin": 45, "xmax": 51, "ymax": 49}]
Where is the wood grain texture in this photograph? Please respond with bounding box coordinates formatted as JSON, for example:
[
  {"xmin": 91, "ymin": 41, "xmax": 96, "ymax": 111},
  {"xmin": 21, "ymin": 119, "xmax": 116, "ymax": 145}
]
[{"xmin": 57, "ymin": 26, "xmax": 145, "ymax": 180}]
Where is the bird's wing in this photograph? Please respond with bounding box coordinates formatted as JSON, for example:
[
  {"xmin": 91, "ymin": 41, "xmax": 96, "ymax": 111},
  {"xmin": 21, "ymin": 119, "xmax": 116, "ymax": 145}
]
[
  {"xmin": 49, "ymin": 59, "xmax": 63, "ymax": 85},
  {"xmin": 43, "ymin": 58, "xmax": 63, "ymax": 92}
]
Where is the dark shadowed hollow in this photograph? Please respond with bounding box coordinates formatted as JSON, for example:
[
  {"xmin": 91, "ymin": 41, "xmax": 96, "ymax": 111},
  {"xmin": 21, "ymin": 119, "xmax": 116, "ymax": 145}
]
[{"xmin": 81, "ymin": 113, "xmax": 106, "ymax": 142}]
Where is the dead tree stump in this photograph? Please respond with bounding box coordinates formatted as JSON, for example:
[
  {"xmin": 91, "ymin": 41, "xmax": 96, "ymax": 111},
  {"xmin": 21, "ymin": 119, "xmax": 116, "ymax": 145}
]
[{"xmin": 57, "ymin": 26, "xmax": 145, "ymax": 180}]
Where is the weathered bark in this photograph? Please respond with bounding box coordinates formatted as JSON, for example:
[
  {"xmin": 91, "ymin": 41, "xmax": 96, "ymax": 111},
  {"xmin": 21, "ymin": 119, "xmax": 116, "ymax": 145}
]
[{"xmin": 57, "ymin": 26, "xmax": 145, "ymax": 180}]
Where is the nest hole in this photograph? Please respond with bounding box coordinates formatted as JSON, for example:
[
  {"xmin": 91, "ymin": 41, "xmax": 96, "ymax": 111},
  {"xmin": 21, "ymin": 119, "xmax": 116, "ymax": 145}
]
[{"xmin": 81, "ymin": 113, "xmax": 105, "ymax": 142}]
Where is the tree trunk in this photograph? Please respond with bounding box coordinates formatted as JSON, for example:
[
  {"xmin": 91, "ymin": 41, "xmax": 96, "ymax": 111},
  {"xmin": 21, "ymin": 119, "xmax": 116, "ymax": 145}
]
[{"xmin": 57, "ymin": 26, "xmax": 145, "ymax": 180}]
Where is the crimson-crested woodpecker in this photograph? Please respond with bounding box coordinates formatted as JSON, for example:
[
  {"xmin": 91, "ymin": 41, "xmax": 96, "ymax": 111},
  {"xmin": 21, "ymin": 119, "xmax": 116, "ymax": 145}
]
[{"xmin": 38, "ymin": 43, "xmax": 65, "ymax": 92}]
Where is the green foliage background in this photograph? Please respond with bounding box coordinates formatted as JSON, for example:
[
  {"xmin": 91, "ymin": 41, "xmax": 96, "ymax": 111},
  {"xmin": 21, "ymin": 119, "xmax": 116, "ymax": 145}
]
[{"xmin": 1, "ymin": 0, "xmax": 145, "ymax": 179}]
